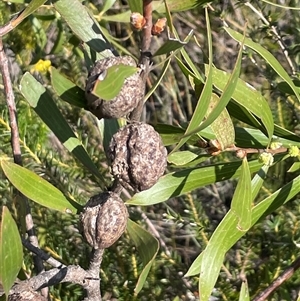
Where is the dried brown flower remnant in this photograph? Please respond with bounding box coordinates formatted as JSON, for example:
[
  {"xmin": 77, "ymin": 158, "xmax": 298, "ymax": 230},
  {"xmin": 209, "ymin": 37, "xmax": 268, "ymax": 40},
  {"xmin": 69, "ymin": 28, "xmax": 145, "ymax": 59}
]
[
  {"xmin": 151, "ymin": 18, "xmax": 167, "ymax": 36},
  {"xmin": 107, "ymin": 123, "xmax": 167, "ymax": 192},
  {"xmin": 80, "ymin": 192, "xmax": 128, "ymax": 249},
  {"xmin": 85, "ymin": 56, "xmax": 145, "ymax": 119},
  {"xmin": 130, "ymin": 12, "xmax": 146, "ymax": 30}
]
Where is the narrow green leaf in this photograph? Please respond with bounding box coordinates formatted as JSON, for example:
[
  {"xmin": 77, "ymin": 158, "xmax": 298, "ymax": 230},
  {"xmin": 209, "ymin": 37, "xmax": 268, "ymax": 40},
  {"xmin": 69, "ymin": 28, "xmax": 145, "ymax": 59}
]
[
  {"xmin": 50, "ymin": 67, "xmax": 86, "ymax": 108},
  {"xmin": 199, "ymin": 157, "xmax": 251, "ymax": 300},
  {"xmin": 153, "ymin": 0, "xmax": 209, "ymax": 13},
  {"xmin": 128, "ymin": 0, "xmax": 143, "ymax": 14},
  {"xmin": 193, "ymin": 171, "xmax": 300, "ymax": 289},
  {"xmin": 127, "ymin": 158, "xmax": 268, "ymax": 206},
  {"xmin": 0, "ymin": 206, "xmax": 23, "ymax": 296},
  {"xmin": 19, "ymin": 72, "xmax": 107, "ymax": 187},
  {"xmin": 1, "ymin": 160, "xmax": 79, "ymax": 213},
  {"xmin": 145, "ymin": 58, "xmax": 171, "ymax": 102},
  {"xmin": 31, "ymin": 15, "xmax": 47, "ymax": 50},
  {"xmin": 92, "ymin": 64, "xmax": 138, "ymax": 101},
  {"xmin": 53, "ymin": 0, "xmax": 113, "ymax": 58},
  {"xmin": 168, "ymin": 151, "xmax": 199, "ymax": 166},
  {"xmin": 224, "ymin": 26, "xmax": 300, "ymax": 103},
  {"xmin": 206, "ymin": 94, "xmax": 235, "ymax": 149},
  {"xmin": 127, "ymin": 219, "xmax": 159, "ymax": 294},
  {"xmin": 50, "ymin": 19, "xmax": 65, "ymax": 54},
  {"xmin": 210, "ymin": 66, "xmax": 274, "ymax": 143},
  {"xmin": 172, "ymin": 8, "xmax": 213, "ymax": 152},
  {"xmin": 101, "ymin": 0, "xmax": 117, "ymax": 15},
  {"xmin": 182, "ymin": 34, "xmax": 244, "ymax": 142},
  {"xmin": 153, "ymin": 39, "xmax": 188, "ymax": 57},
  {"xmin": 11, "ymin": 0, "xmax": 47, "ymax": 26},
  {"xmin": 288, "ymin": 162, "xmax": 300, "ymax": 173},
  {"xmin": 101, "ymin": 11, "xmax": 131, "ymax": 23},
  {"xmin": 260, "ymin": 0, "xmax": 300, "ymax": 9},
  {"xmin": 97, "ymin": 118, "xmax": 121, "ymax": 155},
  {"xmin": 239, "ymin": 280, "xmax": 250, "ymax": 301},
  {"xmin": 230, "ymin": 157, "xmax": 252, "ymax": 231},
  {"xmin": 186, "ymin": 165, "xmax": 269, "ymax": 278}
]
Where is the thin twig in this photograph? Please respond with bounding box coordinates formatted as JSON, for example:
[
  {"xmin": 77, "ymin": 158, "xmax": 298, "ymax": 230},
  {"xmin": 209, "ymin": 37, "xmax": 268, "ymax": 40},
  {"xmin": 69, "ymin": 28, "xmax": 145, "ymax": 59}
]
[
  {"xmin": 141, "ymin": 0, "xmax": 153, "ymax": 53},
  {"xmin": 22, "ymin": 239, "xmax": 65, "ymax": 269},
  {"xmin": 244, "ymin": 1, "xmax": 296, "ymax": 75},
  {"xmin": 0, "ymin": 39, "xmax": 47, "ymax": 297},
  {"xmin": 252, "ymin": 256, "xmax": 300, "ymax": 301},
  {"xmin": 16, "ymin": 241, "xmax": 104, "ymax": 300},
  {"xmin": 129, "ymin": 0, "xmax": 153, "ymax": 122}
]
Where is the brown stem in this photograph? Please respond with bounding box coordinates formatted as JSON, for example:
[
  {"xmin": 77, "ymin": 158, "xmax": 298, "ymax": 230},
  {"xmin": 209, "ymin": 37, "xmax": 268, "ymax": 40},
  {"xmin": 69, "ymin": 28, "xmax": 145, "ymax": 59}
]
[
  {"xmin": 252, "ymin": 256, "xmax": 300, "ymax": 301},
  {"xmin": 142, "ymin": 0, "xmax": 153, "ymax": 53},
  {"xmin": 0, "ymin": 39, "xmax": 47, "ymax": 297},
  {"xmin": 130, "ymin": 0, "xmax": 153, "ymax": 122}
]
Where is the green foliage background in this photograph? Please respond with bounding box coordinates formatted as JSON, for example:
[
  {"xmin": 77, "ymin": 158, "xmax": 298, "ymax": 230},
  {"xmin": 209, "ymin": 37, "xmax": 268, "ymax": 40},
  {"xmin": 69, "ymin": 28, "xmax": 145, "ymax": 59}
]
[{"xmin": 1, "ymin": 0, "xmax": 300, "ymax": 300}]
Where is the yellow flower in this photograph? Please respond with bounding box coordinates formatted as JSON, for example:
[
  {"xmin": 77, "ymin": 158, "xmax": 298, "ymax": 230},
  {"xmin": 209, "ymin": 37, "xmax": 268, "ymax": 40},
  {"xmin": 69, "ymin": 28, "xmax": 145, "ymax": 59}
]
[{"xmin": 31, "ymin": 59, "xmax": 51, "ymax": 73}]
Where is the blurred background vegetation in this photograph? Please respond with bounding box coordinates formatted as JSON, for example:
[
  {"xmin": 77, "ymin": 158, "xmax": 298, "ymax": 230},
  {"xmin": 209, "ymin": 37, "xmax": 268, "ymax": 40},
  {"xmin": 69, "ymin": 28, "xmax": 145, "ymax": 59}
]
[{"xmin": 1, "ymin": 0, "xmax": 300, "ymax": 300}]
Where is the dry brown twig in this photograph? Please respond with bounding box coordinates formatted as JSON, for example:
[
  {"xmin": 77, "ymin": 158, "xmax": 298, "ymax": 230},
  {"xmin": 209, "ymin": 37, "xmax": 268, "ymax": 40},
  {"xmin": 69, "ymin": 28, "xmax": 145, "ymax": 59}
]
[
  {"xmin": 0, "ymin": 38, "xmax": 49, "ymax": 298},
  {"xmin": 129, "ymin": 0, "xmax": 153, "ymax": 122},
  {"xmin": 252, "ymin": 255, "xmax": 300, "ymax": 301}
]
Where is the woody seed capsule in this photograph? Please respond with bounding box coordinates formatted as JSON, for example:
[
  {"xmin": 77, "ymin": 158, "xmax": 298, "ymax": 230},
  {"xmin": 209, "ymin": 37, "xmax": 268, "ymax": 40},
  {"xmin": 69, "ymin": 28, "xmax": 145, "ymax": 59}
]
[
  {"xmin": 80, "ymin": 192, "xmax": 128, "ymax": 249},
  {"xmin": 107, "ymin": 123, "xmax": 167, "ymax": 192},
  {"xmin": 85, "ymin": 56, "xmax": 144, "ymax": 119}
]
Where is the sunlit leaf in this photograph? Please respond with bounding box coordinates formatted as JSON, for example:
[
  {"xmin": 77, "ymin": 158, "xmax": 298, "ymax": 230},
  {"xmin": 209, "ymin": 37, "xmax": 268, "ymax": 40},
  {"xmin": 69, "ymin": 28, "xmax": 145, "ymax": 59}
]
[
  {"xmin": 154, "ymin": 0, "xmax": 210, "ymax": 13},
  {"xmin": 187, "ymin": 167, "xmax": 299, "ymax": 300},
  {"xmin": 127, "ymin": 219, "xmax": 159, "ymax": 294},
  {"xmin": 19, "ymin": 72, "xmax": 107, "ymax": 187},
  {"xmin": 53, "ymin": 0, "xmax": 113, "ymax": 58},
  {"xmin": 207, "ymin": 93, "xmax": 235, "ymax": 149},
  {"xmin": 181, "ymin": 31, "xmax": 244, "ymax": 145},
  {"xmin": 209, "ymin": 66, "xmax": 274, "ymax": 143},
  {"xmin": 101, "ymin": 0, "xmax": 117, "ymax": 15},
  {"xmin": 1, "ymin": 160, "xmax": 79, "ymax": 213},
  {"xmin": 50, "ymin": 67, "xmax": 86, "ymax": 108},
  {"xmin": 225, "ymin": 26, "xmax": 300, "ymax": 103},
  {"xmin": 0, "ymin": 206, "xmax": 23, "ymax": 296},
  {"xmin": 230, "ymin": 157, "xmax": 252, "ymax": 231},
  {"xmin": 168, "ymin": 151, "xmax": 198, "ymax": 166},
  {"xmin": 128, "ymin": 0, "xmax": 143, "ymax": 14},
  {"xmin": 92, "ymin": 64, "xmax": 138, "ymax": 101},
  {"xmin": 239, "ymin": 280, "xmax": 250, "ymax": 301},
  {"xmin": 127, "ymin": 158, "xmax": 269, "ymax": 206},
  {"xmin": 171, "ymin": 8, "xmax": 213, "ymax": 152}
]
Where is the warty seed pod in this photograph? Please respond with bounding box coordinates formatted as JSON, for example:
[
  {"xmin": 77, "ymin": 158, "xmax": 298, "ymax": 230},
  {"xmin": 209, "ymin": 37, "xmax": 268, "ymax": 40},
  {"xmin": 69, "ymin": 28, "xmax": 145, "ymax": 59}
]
[
  {"xmin": 80, "ymin": 192, "xmax": 128, "ymax": 249},
  {"xmin": 85, "ymin": 56, "xmax": 145, "ymax": 119},
  {"xmin": 107, "ymin": 122, "xmax": 167, "ymax": 192}
]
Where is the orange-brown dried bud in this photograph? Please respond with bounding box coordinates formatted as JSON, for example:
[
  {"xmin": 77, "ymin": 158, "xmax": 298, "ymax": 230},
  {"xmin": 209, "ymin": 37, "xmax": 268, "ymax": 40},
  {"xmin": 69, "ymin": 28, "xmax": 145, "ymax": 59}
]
[
  {"xmin": 130, "ymin": 12, "xmax": 146, "ymax": 30},
  {"xmin": 151, "ymin": 18, "xmax": 167, "ymax": 36}
]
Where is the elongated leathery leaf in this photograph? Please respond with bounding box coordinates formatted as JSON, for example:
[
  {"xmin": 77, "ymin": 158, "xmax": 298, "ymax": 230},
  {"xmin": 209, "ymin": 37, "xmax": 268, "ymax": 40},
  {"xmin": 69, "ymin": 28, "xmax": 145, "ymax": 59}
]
[
  {"xmin": 186, "ymin": 165, "xmax": 269, "ymax": 278},
  {"xmin": 127, "ymin": 219, "xmax": 159, "ymax": 294},
  {"xmin": 53, "ymin": 0, "xmax": 113, "ymax": 59},
  {"xmin": 92, "ymin": 64, "xmax": 138, "ymax": 101},
  {"xmin": 231, "ymin": 157, "xmax": 252, "ymax": 231},
  {"xmin": 51, "ymin": 67, "xmax": 86, "ymax": 108},
  {"xmin": 172, "ymin": 8, "xmax": 213, "ymax": 152},
  {"xmin": 19, "ymin": 72, "xmax": 107, "ymax": 188},
  {"xmin": 127, "ymin": 158, "xmax": 273, "ymax": 206},
  {"xmin": 225, "ymin": 26, "xmax": 300, "ymax": 103},
  {"xmin": 208, "ymin": 66, "xmax": 274, "ymax": 144},
  {"xmin": 206, "ymin": 93, "xmax": 235, "ymax": 150},
  {"xmin": 1, "ymin": 160, "xmax": 79, "ymax": 213},
  {"xmin": 0, "ymin": 206, "xmax": 23, "ymax": 296},
  {"xmin": 182, "ymin": 31, "xmax": 244, "ymax": 141}
]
